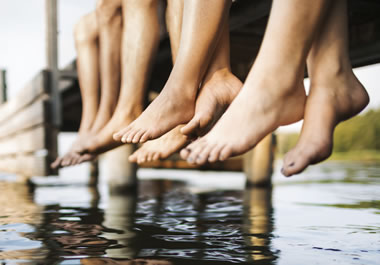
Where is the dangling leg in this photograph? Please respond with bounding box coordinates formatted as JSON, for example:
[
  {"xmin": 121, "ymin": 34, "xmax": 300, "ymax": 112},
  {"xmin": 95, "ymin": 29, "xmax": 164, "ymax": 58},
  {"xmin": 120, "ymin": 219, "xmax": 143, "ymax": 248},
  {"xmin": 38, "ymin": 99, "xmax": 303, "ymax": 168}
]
[
  {"xmin": 129, "ymin": 0, "xmax": 189, "ymax": 163},
  {"xmin": 282, "ymin": 0, "xmax": 369, "ymax": 176},
  {"xmin": 130, "ymin": 1, "xmax": 243, "ymax": 164},
  {"xmin": 51, "ymin": 12, "xmax": 100, "ymax": 169},
  {"xmin": 78, "ymin": 0, "xmax": 161, "ymax": 156},
  {"xmin": 59, "ymin": 0, "xmax": 123, "ymax": 167},
  {"xmin": 180, "ymin": 18, "xmax": 242, "ymax": 138},
  {"xmin": 181, "ymin": 0, "xmax": 330, "ymax": 164},
  {"xmin": 114, "ymin": 0, "xmax": 231, "ymax": 143},
  {"xmin": 85, "ymin": 0, "xmax": 122, "ymax": 135}
]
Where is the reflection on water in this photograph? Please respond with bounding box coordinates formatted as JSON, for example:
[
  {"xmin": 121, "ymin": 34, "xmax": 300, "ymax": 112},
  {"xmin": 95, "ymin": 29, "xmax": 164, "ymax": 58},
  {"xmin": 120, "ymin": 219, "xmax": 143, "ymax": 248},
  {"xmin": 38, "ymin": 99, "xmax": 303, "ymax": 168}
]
[{"xmin": 0, "ymin": 161, "xmax": 379, "ymax": 265}]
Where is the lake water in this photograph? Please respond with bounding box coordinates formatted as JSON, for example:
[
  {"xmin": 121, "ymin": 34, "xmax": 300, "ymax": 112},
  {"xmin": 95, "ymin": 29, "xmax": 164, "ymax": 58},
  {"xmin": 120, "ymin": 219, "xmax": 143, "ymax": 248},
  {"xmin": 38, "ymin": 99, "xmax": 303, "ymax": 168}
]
[{"xmin": 0, "ymin": 159, "xmax": 379, "ymax": 265}]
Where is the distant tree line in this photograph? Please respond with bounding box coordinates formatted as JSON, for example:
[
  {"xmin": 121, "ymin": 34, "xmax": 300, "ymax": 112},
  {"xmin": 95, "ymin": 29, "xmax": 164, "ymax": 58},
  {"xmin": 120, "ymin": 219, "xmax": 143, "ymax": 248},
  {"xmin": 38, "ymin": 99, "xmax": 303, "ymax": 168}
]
[
  {"xmin": 277, "ymin": 108, "xmax": 380, "ymax": 154},
  {"xmin": 333, "ymin": 108, "xmax": 380, "ymax": 152}
]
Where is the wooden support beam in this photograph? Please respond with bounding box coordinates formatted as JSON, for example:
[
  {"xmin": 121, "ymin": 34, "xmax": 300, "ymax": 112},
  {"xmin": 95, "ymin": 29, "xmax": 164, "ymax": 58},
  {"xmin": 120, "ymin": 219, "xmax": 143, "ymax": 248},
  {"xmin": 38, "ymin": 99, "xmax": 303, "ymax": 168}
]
[
  {"xmin": 59, "ymin": 70, "xmax": 78, "ymax": 80},
  {"xmin": 101, "ymin": 145, "xmax": 138, "ymax": 193},
  {"xmin": 45, "ymin": 0, "xmax": 61, "ymax": 127},
  {"xmin": 0, "ymin": 69, "xmax": 7, "ymax": 104},
  {"xmin": 244, "ymin": 134, "xmax": 275, "ymax": 187}
]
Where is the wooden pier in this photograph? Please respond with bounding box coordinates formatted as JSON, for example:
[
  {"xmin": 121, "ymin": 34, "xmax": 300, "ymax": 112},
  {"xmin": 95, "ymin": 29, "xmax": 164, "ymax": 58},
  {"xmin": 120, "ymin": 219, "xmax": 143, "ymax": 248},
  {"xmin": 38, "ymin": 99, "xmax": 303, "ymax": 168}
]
[{"xmin": 0, "ymin": 0, "xmax": 379, "ymax": 187}]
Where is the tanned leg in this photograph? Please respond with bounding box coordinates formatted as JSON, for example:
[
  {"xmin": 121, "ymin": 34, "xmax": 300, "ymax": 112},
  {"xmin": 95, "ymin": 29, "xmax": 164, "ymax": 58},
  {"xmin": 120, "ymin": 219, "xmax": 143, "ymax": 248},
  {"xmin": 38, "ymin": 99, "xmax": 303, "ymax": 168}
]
[
  {"xmin": 78, "ymin": 0, "xmax": 161, "ymax": 156},
  {"xmin": 180, "ymin": 19, "xmax": 242, "ymax": 139},
  {"xmin": 51, "ymin": 12, "xmax": 100, "ymax": 169},
  {"xmin": 282, "ymin": 0, "xmax": 369, "ymax": 176},
  {"xmin": 86, "ymin": 0, "xmax": 122, "ymax": 134},
  {"xmin": 130, "ymin": 1, "xmax": 243, "ymax": 164},
  {"xmin": 129, "ymin": 0, "xmax": 189, "ymax": 164},
  {"xmin": 114, "ymin": 0, "xmax": 231, "ymax": 143},
  {"xmin": 181, "ymin": 0, "xmax": 330, "ymax": 164},
  {"xmin": 59, "ymin": 0, "xmax": 123, "ymax": 167}
]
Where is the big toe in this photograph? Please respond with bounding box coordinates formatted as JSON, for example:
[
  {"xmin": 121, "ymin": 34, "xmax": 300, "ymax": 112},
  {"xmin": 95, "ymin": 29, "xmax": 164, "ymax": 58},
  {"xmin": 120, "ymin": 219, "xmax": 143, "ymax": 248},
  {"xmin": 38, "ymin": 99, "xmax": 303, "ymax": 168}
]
[
  {"xmin": 282, "ymin": 150, "xmax": 309, "ymax": 177},
  {"xmin": 51, "ymin": 157, "xmax": 63, "ymax": 169},
  {"xmin": 129, "ymin": 152, "xmax": 139, "ymax": 163}
]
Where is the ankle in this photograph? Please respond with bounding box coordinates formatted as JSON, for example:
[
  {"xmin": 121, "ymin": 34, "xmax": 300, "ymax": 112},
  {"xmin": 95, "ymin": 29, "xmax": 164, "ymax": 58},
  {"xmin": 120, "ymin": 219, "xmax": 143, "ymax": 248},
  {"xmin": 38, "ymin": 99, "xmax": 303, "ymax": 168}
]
[
  {"xmin": 116, "ymin": 103, "xmax": 143, "ymax": 119},
  {"xmin": 164, "ymin": 78, "xmax": 198, "ymax": 102},
  {"xmin": 205, "ymin": 68, "xmax": 232, "ymax": 82},
  {"xmin": 309, "ymin": 56, "xmax": 352, "ymax": 83}
]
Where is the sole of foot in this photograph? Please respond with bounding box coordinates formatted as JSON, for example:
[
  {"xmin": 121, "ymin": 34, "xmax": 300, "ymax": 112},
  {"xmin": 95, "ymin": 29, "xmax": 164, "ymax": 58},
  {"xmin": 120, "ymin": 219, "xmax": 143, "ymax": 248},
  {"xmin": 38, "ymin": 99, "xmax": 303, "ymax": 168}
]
[{"xmin": 282, "ymin": 72, "xmax": 369, "ymax": 177}]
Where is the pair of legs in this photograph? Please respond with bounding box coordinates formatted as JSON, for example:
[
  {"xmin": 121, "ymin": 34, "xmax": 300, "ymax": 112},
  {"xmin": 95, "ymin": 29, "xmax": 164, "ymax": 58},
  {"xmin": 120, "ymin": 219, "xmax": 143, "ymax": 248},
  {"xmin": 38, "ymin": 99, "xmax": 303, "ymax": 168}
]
[
  {"xmin": 52, "ymin": 0, "xmax": 160, "ymax": 168},
  {"xmin": 53, "ymin": 0, "xmax": 123, "ymax": 168},
  {"xmin": 113, "ymin": 0, "xmax": 234, "ymax": 143},
  {"xmin": 130, "ymin": 0, "xmax": 242, "ymax": 163},
  {"xmin": 181, "ymin": 0, "xmax": 368, "ymax": 176}
]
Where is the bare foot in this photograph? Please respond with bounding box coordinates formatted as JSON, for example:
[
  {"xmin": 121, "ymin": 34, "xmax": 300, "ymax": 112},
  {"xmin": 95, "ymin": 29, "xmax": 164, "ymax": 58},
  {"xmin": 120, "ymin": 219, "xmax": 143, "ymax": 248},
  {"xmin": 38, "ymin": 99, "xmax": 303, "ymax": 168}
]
[
  {"xmin": 113, "ymin": 78, "xmax": 197, "ymax": 144},
  {"xmin": 180, "ymin": 71, "xmax": 306, "ymax": 165},
  {"xmin": 80, "ymin": 106, "xmax": 141, "ymax": 155},
  {"xmin": 282, "ymin": 71, "xmax": 369, "ymax": 176},
  {"xmin": 129, "ymin": 125, "xmax": 190, "ymax": 164},
  {"xmin": 51, "ymin": 108, "xmax": 115, "ymax": 169},
  {"xmin": 51, "ymin": 132, "xmax": 92, "ymax": 169},
  {"xmin": 52, "ymin": 106, "xmax": 141, "ymax": 169},
  {"xmin": 181, "ymin": 68, "xmax": 242, "ymax": 136}
]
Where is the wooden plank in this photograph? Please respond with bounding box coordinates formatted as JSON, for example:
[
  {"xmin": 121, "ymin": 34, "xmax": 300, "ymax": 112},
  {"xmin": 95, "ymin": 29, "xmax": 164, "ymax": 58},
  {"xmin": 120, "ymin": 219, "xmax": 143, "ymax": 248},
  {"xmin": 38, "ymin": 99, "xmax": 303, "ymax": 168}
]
[
  {"xmin": 0, "ymin": 154, "xmax": 49, "ymax": 177},
  {"xmin": 0, "ymin": 71, "xmax": 48, "ymax": 126},
  {"xmin": 0, "ymin": 99, "xmax": 49, "ymax": 140},
  {"xmin": 0, "ymin": 126, "xmax": 47, "ymax": 156},
  {"xmin": 60, "ymin": 70, "xmax": 78, "ymax": 80},
  {"xmin": 139, "ymin": 154, "xmax": 243, "ymax": 171}
]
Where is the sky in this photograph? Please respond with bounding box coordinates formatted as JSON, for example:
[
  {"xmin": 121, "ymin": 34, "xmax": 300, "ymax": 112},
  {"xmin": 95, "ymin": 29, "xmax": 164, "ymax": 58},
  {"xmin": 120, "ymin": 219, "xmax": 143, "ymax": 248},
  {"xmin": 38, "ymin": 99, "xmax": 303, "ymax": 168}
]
[{"xmin": 0, "ymin": 0, "xmax": 379, "ymax": 133}]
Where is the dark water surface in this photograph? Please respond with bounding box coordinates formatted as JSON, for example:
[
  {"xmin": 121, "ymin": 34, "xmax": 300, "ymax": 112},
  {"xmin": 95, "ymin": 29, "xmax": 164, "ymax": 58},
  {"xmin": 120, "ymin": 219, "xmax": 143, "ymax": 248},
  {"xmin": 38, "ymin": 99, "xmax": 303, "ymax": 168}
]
[{"xmin": 0, "ymin": 161, "xmax": 379, "ymax": 265}]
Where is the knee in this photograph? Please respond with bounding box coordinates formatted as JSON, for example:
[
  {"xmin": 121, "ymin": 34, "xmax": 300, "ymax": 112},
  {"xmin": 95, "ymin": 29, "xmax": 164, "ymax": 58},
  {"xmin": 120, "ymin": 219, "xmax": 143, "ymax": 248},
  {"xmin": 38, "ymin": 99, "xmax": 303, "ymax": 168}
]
[
  {"xmin": 74, "ymin": 12, "xmax": 98, "ymax": 44},
  {"xmin": 96, "ymin": 0, "xmax": 122, "ymax": 26}
]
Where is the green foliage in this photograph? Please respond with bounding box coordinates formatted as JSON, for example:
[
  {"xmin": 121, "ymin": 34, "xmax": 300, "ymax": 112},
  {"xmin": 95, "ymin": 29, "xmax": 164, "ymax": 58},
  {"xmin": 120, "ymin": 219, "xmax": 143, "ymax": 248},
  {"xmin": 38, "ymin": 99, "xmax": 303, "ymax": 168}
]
[
  {"xmin": 277, "ymin": 108, "xmax": 380, "ymax": 158},
  {"xmin": 333, "ymin": 108, "xmax": 380, "ymax": 152},
  {"xmin": 276, "ymin": 133, "xmax": 299, "ymax": 155}
]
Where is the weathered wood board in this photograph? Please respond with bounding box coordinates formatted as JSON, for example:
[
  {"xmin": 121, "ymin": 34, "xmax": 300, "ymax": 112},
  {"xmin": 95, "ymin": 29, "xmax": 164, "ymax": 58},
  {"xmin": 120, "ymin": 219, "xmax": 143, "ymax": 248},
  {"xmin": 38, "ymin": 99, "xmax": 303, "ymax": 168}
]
[{"xmin": 0, "ymin": 70, "xmax": 57, "ymax": 177}]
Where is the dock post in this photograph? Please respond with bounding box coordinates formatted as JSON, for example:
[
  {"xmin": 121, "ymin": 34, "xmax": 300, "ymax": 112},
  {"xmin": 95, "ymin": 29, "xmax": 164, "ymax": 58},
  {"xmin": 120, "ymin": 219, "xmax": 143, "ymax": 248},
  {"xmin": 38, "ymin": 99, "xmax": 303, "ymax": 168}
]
[
  {"xmin": 45, "ymin": 0, "xmax": 61, "ymax": 127},
  {"xmin": 0, "ymin": 69, "xmax": 7, "ymax": 104},
  {"xmin": 243, "ymin": 186, "xmax": 273, "ymax": 261},
  {"xmin": 244, "ymin": 133, "xmax": 275, "ymax": 187},
  {"xmin": 45, "ymin": 0, "xmax": 60, "ymax": 172},
  {"xmin": 89, "ymin": 160, "xmax": 99, "ymax": 187},
  {"xmin": 101, "ymin": 145, "xmax": 138, "ymax": 193}
]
